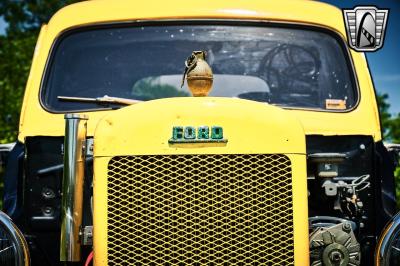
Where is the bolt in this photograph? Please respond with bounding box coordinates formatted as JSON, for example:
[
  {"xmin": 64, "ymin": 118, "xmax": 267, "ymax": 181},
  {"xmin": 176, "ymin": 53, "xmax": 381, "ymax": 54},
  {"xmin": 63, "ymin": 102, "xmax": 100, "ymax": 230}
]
[
  {"xmin": 342, "ymin": 222, "xmax": 351, "ymax": 232},
  {"xmin": 42, "ymin": 187, "xmax": 56, "ymax": 199},
  {"xmin": 42, "ymin": 206, "xmax": 53, "ymax": 216},
  {"xmin": 330, "ymin": 251, "xmax": 343, "ymax": 262}
]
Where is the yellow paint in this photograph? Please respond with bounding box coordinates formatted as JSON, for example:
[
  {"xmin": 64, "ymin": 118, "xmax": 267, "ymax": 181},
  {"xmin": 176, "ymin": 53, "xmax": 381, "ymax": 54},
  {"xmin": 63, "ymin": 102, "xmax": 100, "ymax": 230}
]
[
  {"xmin": 93, "ymin": 156, "xmax": 108, "ymax": 266},
  {"xmin": 94, "ymin": 98, "xmax": 305, "ymax": 156},
  {"xmin": 93, "ymin": 98, "xmax": 308, "ymax": 264},
  {"xmin": 93, "ymin": 99, "xmax": 308, "ymax": 265},
  {"xmin": 18, "ymin": 0, "xmax": 381, "ymax": 142},
  {"xmin": 16, "ymin": 0, "xmax": 383, "ymax": 265}
]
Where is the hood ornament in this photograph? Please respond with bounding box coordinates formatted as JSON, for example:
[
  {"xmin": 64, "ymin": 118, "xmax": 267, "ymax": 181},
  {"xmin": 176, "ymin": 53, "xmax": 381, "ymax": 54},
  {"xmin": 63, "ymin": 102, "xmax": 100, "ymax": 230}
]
[{"xmin": 181, "ymin": 51, "xmax": 213, "ymax": 97}]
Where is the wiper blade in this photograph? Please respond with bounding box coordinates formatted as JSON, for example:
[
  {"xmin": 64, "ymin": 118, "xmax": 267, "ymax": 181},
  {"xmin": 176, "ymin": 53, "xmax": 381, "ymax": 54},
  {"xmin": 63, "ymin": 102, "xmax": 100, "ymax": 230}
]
[{"xmin": 57, "ymin": 95, "xmax": 141, "ymax": 106}]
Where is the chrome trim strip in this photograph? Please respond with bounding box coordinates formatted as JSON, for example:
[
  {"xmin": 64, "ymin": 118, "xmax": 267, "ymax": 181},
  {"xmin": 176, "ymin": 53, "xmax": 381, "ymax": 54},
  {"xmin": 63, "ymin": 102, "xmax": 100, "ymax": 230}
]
[{"xmin": 0, "ymin": 143, "xmax": 16, "ymax": 153}]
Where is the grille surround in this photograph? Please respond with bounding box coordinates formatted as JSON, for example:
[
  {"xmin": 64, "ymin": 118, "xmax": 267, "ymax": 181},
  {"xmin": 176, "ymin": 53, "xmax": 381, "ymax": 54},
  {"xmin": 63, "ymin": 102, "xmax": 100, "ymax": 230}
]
[{"xmin": 107, "ymin": 154, "xmax": 294, "ymax": 265}]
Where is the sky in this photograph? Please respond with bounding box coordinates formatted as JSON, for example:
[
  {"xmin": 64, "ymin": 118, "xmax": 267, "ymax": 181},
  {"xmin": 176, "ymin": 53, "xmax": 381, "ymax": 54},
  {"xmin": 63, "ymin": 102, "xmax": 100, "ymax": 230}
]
[
  {"xmin": 321, "ymin": 0, "xmax": 400, "ymax": 114},
  {"xmin": 0, "ymin": 2, "xmax": 399, "ymax": 113},
  {"xmin": 0, "ymin": 16, "xmax": 5, "ymax": 35}
]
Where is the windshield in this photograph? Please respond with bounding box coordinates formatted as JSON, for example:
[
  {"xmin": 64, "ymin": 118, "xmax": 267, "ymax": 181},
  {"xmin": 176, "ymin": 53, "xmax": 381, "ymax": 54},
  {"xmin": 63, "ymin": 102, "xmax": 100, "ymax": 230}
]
[{"xmin": 41, "ymin": 23, "xmax": 357, "ymax": 112}]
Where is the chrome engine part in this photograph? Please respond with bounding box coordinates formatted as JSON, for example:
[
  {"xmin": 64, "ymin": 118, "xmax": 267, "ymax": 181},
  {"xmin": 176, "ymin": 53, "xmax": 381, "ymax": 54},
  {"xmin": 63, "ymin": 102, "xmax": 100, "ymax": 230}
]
[
  {"xmin": 60, "ymin": 114, "xmax": 88, "ymax": 262},
  {"xmin": 309, "ymin": 220, "xmax": 361, "ymax": 266}
]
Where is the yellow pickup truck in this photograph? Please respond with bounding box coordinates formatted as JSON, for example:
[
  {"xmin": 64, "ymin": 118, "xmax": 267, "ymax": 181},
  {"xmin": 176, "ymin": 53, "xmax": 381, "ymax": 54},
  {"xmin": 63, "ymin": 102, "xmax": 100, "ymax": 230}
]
[{"xmin": 0, "ymin": 0, "xmax": 399, "ymax": 265}]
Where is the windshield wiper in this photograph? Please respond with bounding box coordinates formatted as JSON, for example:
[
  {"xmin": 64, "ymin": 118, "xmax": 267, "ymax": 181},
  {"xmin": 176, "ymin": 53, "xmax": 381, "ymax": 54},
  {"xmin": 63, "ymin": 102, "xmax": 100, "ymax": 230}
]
[{"xmin": 57, "ymin": 95, "xmax": 141, "ymax": 106}]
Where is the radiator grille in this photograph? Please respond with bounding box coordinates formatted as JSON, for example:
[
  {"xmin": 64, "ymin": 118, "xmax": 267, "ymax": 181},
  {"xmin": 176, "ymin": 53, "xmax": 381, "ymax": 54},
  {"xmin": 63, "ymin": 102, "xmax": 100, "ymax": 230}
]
[{"xmin": 107, "ymin": 154, "xmax": 294, "ymax": 265}]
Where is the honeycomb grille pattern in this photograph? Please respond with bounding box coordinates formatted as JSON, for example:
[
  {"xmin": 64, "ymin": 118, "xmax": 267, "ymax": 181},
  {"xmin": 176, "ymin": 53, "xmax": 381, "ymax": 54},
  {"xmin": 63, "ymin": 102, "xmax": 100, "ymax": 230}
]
[{"xmin": 107, "ymin": 154, "xmax": 294, "ymax": 265}]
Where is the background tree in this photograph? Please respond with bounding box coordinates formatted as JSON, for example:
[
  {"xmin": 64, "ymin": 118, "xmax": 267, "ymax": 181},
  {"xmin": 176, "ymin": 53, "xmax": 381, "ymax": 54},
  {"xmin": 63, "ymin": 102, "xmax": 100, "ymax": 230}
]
[
  {"xmin": 378, "ymin": 93, "xmax": 400, "ymax": 143},
  {"xmin": 377, "ymin": 93, "xmax": 392, "ymax": 139},
  {"xmin": 0, "ymin": 0, "xmax": 81, "ymax": 144}
]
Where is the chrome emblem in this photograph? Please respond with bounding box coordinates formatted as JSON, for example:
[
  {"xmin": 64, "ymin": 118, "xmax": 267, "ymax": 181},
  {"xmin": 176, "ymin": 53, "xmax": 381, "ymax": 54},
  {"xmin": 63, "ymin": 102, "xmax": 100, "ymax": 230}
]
[
  {"xmin": 169, "ymin": 126, "xmax": 227, "ymax": 144},
  {"xmin": 343, "ymin": 6, "xmax": 389, "ymax": 52}
]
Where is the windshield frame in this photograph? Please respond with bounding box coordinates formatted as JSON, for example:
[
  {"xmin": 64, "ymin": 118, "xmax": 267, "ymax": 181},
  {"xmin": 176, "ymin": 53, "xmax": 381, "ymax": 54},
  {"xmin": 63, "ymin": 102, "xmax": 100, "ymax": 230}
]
[{"xmin": 39, "ymin": 20, "xmax": 360, "ymax": 114}]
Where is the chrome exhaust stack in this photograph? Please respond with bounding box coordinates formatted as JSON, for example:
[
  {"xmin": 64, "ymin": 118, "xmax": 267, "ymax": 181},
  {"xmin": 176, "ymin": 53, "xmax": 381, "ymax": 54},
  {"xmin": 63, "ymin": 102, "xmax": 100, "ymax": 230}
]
[{"xmin": 60, "ymin": 114, "xmax": 88, "ymax": 261}]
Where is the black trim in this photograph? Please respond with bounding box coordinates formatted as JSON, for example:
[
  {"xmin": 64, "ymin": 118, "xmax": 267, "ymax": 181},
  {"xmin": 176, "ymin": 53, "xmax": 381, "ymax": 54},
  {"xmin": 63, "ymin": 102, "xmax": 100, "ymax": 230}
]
[
  {"xmin": 39, "ymin": 20, "xmax": 360, "ymax": 114},
  {"xmin": 5, "ymin": 137, "xmax": 94, "ymax": 266},
  {"xmin": 2, "ymin": 142, "xmax": 25, "ymax": 221},
  {"xmin": 374, "ymin": 141, "xmax": 397, "ymax": 233}
]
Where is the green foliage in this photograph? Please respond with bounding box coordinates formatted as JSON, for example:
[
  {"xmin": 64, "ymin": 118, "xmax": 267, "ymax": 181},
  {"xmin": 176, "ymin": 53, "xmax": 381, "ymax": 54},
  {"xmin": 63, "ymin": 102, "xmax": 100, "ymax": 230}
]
[
  {"xmin": 377, "ymin": 93, "xmax": 392, "ymax": 139},
  {"xmin": 388, "ymin": 115, "xmax": 400, "ymax": 144},
  {"xmin": 378, "ymin": 93, "xmax": 400, "ymax": 143},
  {"xmin": 0, "ymin": 0, "xmax": 82, "ymax": 144},
  {"xmin": 396, "ymin": 167, "xmax": 400, "ymax": 208},
  {"xmin": 0, "ymin": 0, "xmax": 80, "ymax": 35},
  {"xmin": 0, "ymin": 33, "xmax": 37, "ymax": 143}
]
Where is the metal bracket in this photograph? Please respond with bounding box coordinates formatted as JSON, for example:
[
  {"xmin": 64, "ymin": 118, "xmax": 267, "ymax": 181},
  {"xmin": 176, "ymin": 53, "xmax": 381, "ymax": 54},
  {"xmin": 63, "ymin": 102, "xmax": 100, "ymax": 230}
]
[
  {"xmin": 86, "ymin": 139, "xmax": 94, "ymax": 156},
  {"xmin": 80, "ymin": 226, "xmax": 93, "ymax": 246}
]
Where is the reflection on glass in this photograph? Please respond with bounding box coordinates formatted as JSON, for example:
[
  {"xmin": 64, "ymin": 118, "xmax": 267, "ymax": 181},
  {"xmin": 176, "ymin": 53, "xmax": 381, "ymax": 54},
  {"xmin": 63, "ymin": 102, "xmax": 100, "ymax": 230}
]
[{"xmin": 42, "ymin": 24, "xmax": 356, "ymax": 111}]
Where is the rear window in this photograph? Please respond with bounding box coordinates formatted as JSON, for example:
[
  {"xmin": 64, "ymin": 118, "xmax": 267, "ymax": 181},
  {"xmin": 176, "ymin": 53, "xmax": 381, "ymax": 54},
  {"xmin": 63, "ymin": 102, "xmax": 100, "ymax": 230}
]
[{"xmin": 41, "ymin": 23, "xmax": 357, "ymax": 112}]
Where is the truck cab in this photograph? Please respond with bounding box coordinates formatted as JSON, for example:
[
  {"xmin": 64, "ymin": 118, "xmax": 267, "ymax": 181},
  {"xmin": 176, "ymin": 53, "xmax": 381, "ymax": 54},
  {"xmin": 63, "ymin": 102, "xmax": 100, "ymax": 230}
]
[{"xmin": 0, "ymin": 0, "xmax": 399, "ymax": 265}]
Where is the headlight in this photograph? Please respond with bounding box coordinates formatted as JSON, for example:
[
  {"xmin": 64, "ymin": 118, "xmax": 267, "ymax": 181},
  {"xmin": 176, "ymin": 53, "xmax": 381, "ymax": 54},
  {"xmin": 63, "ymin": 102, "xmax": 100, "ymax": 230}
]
[{"xmin": 0, "ymin": 211, "xmax": 30, "ymax": 266}]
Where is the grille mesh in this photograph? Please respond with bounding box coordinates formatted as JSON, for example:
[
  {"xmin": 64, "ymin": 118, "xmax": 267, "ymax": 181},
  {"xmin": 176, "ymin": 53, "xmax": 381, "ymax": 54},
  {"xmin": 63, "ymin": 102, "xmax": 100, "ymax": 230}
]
[{"xmin": 107, "ymin": 154, "xmax": 294, "ymax": 265}]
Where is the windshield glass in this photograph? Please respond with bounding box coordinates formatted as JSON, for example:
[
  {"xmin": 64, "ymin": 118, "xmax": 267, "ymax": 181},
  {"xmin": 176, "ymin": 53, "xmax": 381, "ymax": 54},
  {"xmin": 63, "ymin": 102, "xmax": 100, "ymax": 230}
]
[{"xmin": 42, "ymin": 23, "xmax": 357, "ymax": 112}]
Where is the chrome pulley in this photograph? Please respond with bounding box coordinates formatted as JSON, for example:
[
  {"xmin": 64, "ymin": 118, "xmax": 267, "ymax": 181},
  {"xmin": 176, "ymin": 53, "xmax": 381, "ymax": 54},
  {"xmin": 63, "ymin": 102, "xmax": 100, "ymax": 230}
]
[{"xmin": 0, "ymin": 211, "xmax": 30, "ymax": 266}]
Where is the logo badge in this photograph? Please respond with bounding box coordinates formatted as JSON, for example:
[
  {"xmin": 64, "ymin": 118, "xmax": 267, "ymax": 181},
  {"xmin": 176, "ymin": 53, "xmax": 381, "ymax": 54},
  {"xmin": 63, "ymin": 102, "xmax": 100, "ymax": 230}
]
[
  {"xmin": 343, "ymin": 6, "xmax": 389, "ymax": 52},
  {"xmin": 169, "ymin": 126, "xmax": 228, "ymax": 144}
]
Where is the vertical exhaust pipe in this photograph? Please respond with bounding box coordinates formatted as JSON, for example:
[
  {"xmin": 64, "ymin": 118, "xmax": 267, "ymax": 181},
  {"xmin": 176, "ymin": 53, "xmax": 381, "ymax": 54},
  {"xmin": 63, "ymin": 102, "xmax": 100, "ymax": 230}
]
[{"xmin": 60, "ymin": 114, "xmax": 88, "ymax": 261}]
